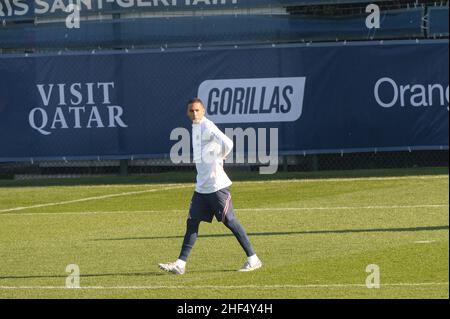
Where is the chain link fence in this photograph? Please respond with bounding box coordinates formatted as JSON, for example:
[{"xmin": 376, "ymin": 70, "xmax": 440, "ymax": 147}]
[
  {"xmin": 0, "ymin": 0, "xmax": 448, "ymax": 53},
  {"xmin": 0, "ymin": 150, "xmax": 447, "ymax": 180}
]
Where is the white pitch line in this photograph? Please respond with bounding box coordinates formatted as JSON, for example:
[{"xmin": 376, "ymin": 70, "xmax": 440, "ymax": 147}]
[
  {"xmin": 414, "ymin": 240, "xmax": 436, "ymax": 244},
  {"xmin": 238, "ymin": 204, "xmax": 449, "ymax": 211},
  {"xmin": 0, "ymin": 185, "xmax": 191, "ymax": 214},
  {"xmin": 0, "ymin": 282, "xmax": 448, "ymax": 290},
  {"xmin": 0, "ymin": 210, "xmax": 167, "ymax": 216},
  {"xmin": 0, "ymin": 204, "xmax": 447, "ymax": 217},
  {"xmin": 1, "ymin": 175, "xmax": 447, "ymax": 215},
  {"xmin": 236, "ymin": 175, "xmax": 448, "ymax": 185}
]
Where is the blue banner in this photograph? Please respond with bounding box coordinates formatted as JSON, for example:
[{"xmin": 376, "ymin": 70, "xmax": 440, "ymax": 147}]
[{"xmin": 0, "ymin": 40, "xmax": 448, "ymax": 162}]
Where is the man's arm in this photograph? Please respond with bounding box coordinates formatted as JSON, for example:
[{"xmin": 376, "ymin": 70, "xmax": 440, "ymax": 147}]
[{"xmin": 209, "ymin": 123, "xmax": 233, "ymax": 159}]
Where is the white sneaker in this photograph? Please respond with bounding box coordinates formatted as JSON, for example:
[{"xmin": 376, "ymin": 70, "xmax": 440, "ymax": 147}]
[
  {"xmin": 238, "ymin": 258, "xmax": 262, "ymax": 272},
  {"xmin": 158, "ymin": 262, "xmax": 185, "ymax": 275}
]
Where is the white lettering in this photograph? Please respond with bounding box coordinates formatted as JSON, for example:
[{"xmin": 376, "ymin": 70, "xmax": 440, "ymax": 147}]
[
  {"xmin": 446, "ymin": 86, "xmax": 449, "ymax": 111},
  {"xmin": 410, "ymin": 84, "xmax": 428, "ymax": 107},
  {"xmin": 98, "ymin": 82, "xmax": 115, "ymax": 104},
  {"xmin": 37, "ymin": 84, "xmax": 54, "ymax": 106},
  {"xmin": 224, "ymin": 127, "xmax": 256, "ymax": 164},
  {"xmin": 192, "ymin": 0, "xmax": 211, "ymax": 5},
  {"xmin": 70, "ymin": 83, "xmax": 83, "ymax": 105},
  {"xmin": 375, "ymin": 77, "xmax": 448, "ymax": 110},
  {"xmin": 400, "ymin": 84, "xmax": 410, "ymax": 107},
  {"xmin": 65, "ymin": 4, "xmax": 80, "ymax": 29},
  {"xmin": 374, "ymin": 77, "xmax": 398, "ymax": 108},
  {"xmin": 34, "ymin": 0, "xmax": 50, "ymax": 14},
  {"xmin": 107, "ymin": 105, "xmax": 128, "ymax": 127},
  {"xmin": 198, "ymin": 77, "xmax": 305, "ymax": 124},
  {"xmin": 428, "ymin": 84, "xmax": 445, "ymax": 107},
  {"xmin": 0, "ymin": 0, "xmax": 30, "ymax": 17},
  {"xmin": 51, "ymin": 0, "xmax": 67, "ymax": 13},
  {"xmin": 29, "ymin": 108, "xmax": 51, "ymax": 135},
  {"xmin": 51, "ymin": 107, "xmax": 69, "ymax": 129},
  {"xmin": 87, "ymin": 106, "xmax": 105, "ymax": 128},
  {"xmin": 137, "ymin": 0, "xmax": 153, "ymax": 7},
  {"xmin": 12, "ymin": 0, "xmax": 28, "ymax": 16},
  {"xmin": 2, "ymin": 0, "xmax": 12, "ymax": 16},
  {"xmin": 257, "ymin": 128, "xmax": 278, "ymax": 175},
  {"xmin": 117, "ymin": 0, "xmax": 134, "ymax": 8},
  {"xmin": 86, "ymin": 83, "xmax": 95, "ymax": 105},
  {"xmin": 366, "ymin": 4, "xmax": 381, "ymax": 29},
  {"xmin": 77, "ymin": 0, "xmax": 93, "ymax": 10},
  {"xmin": 170, "ymin": 126, "xmax": 279, "ymax": 174},
  {"xmin": 366, "ymin": 264, "xmax": 381, "ymax": 289},
  {"xmin": 66, "ymin": 264, "xmax": 80, "ymax": 289},
  {"xmin": 170, "ymin": 127, "xmax": 191, "ymax": 164},
  {"xmin": 58, "ymin": 83, "xmax": 66, "ymax": 106},
  {"xmin": 69, "ymin": 106, "xmax": 86, "ymax": 128},
  {"xmin": 30, "ymin": 82, "xmax": 128, "ymax": 135}
]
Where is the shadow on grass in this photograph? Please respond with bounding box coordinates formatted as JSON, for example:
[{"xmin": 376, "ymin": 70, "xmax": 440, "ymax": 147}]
[
  {"xmin": 2, "ymin": 225, "xmax": 447, "ymax": 281},
  {"xmin": 0, "ymin": 167, "xmax": 447, "ymax": 188},
  {"xmin": 92, "ymin": 225, "xmax": 449, "ymax": 242}
]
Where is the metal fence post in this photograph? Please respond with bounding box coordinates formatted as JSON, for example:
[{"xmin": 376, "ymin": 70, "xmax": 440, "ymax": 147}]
[
  {"xmin": 120, "ymin": 159, "xmax": 129, "ymax": 176},
  {"xmin": 312, "ymin": 155, "xmax": 319, "ymax": 171}
]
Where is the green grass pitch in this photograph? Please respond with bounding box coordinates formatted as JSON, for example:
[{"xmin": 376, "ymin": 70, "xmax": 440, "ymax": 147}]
[{"xmin": 0, "ymin": 167, "xmax": 448, "ymax": 299}]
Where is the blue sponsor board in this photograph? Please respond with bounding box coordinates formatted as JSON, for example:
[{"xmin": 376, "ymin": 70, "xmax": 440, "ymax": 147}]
[{"xmin": 0, "ymin": 40, "xmax": 448, "ymax": 162}]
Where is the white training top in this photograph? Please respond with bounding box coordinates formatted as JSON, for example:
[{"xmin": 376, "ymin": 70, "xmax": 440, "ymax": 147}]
[{"xmin": 192, "ymin": 117, "xmax": 233, "ymax": 194}]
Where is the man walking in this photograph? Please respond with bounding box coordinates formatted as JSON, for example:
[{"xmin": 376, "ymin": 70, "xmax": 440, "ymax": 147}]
[{"xmin": 158, "ymin": 98, "xmax": 262, "ymax": 275}]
